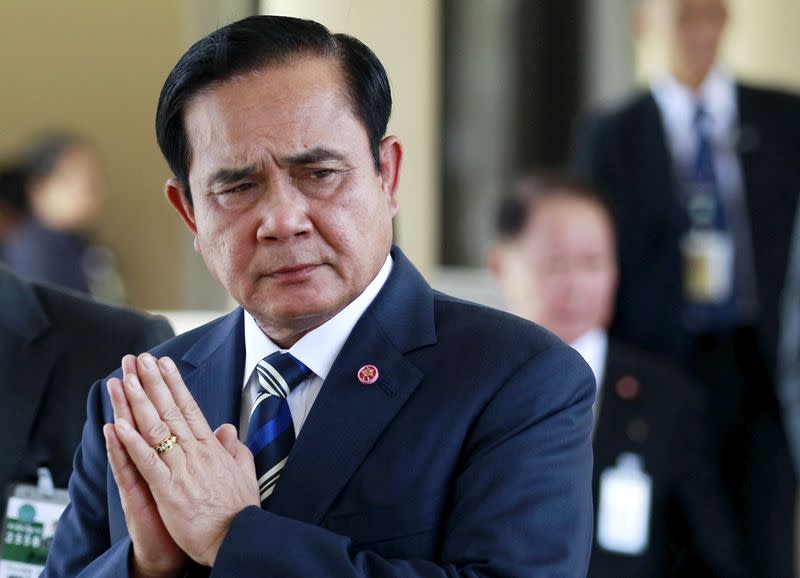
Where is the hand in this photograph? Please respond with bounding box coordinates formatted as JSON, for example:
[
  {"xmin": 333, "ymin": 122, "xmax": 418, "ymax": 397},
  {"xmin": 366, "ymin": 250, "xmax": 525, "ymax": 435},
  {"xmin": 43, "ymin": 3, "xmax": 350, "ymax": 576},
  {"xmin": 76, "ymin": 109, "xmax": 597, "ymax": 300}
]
[
  {"xmin": 105, "ymin": 355, "xmax": 188, "ymax": 577},
  {"xmin": 111, "ymin": 353, "xmax": 260, "ymax": 567}
]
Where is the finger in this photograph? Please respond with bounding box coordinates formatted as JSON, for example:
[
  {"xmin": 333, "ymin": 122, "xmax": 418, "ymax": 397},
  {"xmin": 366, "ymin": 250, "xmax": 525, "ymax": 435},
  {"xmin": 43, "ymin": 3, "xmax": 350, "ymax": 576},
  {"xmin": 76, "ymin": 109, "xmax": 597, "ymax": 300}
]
[
  {"xmin": 121, "ymin": 354, "xmax": 138, "ymax": 379},
  {"xmin": 158, "ymin": 356, "xmax": 214, "ymax": 441},
  {"xmin": 107, "ymin": 378, "xmax": 135, "ymax": 425},
  {"xmin": 104, "ymin": 423, "xmax": 144, "ymax": 492},
  {"xmin": 113, "ymin": 418, "xmax": 171, "ymax": 486},
  {"xmin": 214, "ymin": 424, "xmax": 239, "ymax": 457},
  {"xmin": 134, "ymin": 354, "xmax": 196, "ymax": 447},
  {"xmin": 122, "ymin": 372, "xmax": 186, "ymax": 468}
]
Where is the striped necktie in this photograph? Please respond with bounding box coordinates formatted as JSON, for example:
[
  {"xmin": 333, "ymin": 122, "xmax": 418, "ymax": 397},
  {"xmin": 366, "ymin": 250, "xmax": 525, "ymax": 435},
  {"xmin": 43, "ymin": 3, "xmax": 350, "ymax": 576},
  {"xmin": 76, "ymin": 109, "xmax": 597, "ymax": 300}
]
[{"xmin": 245, "ymin": 351, "xmax": 311, "ymax": 506}]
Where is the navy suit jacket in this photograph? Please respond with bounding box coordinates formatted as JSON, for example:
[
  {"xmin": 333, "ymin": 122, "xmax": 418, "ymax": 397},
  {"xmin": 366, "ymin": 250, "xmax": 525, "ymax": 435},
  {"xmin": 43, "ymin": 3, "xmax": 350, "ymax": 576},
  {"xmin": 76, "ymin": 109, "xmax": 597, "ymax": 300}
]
[{"xmin": 43, "ymin": 247, "xmax": 596, "ymax": 577}]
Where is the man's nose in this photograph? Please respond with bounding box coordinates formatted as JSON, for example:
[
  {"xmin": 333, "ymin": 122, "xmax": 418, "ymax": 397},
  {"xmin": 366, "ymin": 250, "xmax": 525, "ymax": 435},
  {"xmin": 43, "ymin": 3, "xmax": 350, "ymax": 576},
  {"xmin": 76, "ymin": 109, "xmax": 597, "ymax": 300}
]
[{"xmin": 256, "ymin": 178, "xmax": 313, "ymax": 242}]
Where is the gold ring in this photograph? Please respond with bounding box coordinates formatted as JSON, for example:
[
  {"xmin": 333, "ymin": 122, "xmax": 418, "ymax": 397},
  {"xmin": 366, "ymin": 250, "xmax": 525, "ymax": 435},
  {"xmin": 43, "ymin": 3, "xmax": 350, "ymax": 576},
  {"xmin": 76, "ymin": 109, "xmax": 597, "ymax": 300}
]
[{"xmin": 153, "ymin": 433, "xmax": 178, "ymax": 456}]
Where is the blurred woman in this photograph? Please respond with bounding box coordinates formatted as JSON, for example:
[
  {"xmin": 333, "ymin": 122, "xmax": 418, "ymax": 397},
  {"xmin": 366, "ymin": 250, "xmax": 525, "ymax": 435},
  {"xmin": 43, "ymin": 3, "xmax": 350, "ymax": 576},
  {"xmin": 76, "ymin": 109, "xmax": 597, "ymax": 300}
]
[{"xmin": 3, "ymin": 132, "xmax": 125, "ymax": 302}]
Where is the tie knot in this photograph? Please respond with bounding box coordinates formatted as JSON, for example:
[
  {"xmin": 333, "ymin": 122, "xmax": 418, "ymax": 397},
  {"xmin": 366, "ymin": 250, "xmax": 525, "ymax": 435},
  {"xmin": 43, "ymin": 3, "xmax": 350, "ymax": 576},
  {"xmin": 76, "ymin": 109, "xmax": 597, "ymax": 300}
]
[
  {"xmin": 255, "ymin": 352, "xmax": 311, "ymax": 399},
  {"xmin": 693, "ymin": 104, "xmax": 711, "ymax": 131}
]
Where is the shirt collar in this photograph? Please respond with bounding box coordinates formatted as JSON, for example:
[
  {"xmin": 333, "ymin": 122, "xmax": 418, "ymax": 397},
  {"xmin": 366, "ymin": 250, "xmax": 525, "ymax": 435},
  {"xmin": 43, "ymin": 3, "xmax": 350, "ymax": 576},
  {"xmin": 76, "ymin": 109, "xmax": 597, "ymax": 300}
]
[
  {"xmin": 652, "ymin": 67, "xmax": 737, "ymax": 138},
  {"xmin": 569, "ymin": 328, "xmax": 608, "ymax": 388},
  {"xmin": 242, "ymin": 254, "xmax": 394, "ymax": 388}
]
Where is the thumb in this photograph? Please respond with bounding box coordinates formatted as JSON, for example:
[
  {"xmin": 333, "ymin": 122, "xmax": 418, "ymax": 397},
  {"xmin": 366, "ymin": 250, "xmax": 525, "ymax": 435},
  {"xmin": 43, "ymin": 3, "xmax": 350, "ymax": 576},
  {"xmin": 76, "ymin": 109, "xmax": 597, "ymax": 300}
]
[
  {"xmin": 214, "ymin": 423, "xmax": 239, "ymax": 456},
  {"xmin": 234, "ymin": 442, "xmax": 257, "ymax": 480}
]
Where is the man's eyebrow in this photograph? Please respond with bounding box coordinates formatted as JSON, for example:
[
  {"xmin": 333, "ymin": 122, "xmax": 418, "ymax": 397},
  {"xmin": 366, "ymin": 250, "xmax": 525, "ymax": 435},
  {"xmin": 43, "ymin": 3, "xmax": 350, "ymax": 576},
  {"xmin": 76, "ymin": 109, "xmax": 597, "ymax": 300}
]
[
  {"xmin": 284, "ymin": 146, "xmax": 346, "ymax": 165},
  {"xmin": 206, "ymin": 165, "xmax": 260, "ymax": 188}
]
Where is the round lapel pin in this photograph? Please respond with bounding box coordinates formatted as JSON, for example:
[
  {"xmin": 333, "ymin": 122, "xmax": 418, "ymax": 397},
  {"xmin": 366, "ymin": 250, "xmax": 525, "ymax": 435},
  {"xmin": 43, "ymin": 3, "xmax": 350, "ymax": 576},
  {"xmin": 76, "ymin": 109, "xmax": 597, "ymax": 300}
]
[
  {"xmin": 616, "ymin": 375, "xmax": 641, "ymax": 401},
  {"xmin": 357, "ymin": 365, "xmax": 379, "ymax": 385}
]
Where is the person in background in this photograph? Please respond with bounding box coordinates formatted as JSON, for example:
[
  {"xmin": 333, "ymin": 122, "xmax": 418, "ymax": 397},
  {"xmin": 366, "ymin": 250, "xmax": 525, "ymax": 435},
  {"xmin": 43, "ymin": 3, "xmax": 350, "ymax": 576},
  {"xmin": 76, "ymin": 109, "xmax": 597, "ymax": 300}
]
[
  {"xmin": 4, "ymin": 132, "xmax": 126, "ymax": 302},
  {"xmin": 572, "ymin": 0, "xmax": 799, "ymax": 574},
  {"xmin": 0, "ymin": 264, "xmax": 173, "ymax": 494},
  {"xmin": 0, "ymin": 163, "xmax": 28, "ymax": 257},
  {"xmin": 489, "ymin": 173, "xmax": 750, "ymax": 578}
]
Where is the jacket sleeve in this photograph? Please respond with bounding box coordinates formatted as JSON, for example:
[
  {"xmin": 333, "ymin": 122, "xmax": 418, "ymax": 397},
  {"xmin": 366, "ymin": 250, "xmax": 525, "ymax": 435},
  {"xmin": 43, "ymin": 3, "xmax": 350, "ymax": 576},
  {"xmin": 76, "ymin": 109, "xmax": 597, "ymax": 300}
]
[
  {"xmin": 41, "ymin": 379, "xmax": 133, "ymax": 577},
  {"xmin": 211, "ymin": 345, "xmax": 596, "ymax": 578}
]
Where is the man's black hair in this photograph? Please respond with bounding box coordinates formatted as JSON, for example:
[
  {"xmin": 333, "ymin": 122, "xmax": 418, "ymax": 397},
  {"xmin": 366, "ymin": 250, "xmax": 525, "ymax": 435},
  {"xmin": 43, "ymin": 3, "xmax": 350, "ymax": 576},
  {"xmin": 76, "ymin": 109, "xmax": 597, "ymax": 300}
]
[
  {"xmin": 495, "ymin": 171, "xmax": 613, "ymax": 241},
  {"xmin": 155, "ymin": 15, "xmax": 392, "ymax": 206}
]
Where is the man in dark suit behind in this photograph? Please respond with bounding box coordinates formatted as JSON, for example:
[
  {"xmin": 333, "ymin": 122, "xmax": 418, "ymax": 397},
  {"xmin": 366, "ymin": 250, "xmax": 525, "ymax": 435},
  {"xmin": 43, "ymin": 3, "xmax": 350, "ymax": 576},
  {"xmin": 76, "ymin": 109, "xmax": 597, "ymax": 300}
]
[
  {"xmin": 43, "ymin": 16, "xmax": 595, "ymax": 577},
  {"xmin": 489, "ymin": 174, "xmax": 750, "ymax": 577},
  {"xmin": 572, "ymin": 0, "xmax": 799, "ymax": 575},
  {"xmin": 0, "ymin": 265, "xmax": 173, "ymax": 492}
]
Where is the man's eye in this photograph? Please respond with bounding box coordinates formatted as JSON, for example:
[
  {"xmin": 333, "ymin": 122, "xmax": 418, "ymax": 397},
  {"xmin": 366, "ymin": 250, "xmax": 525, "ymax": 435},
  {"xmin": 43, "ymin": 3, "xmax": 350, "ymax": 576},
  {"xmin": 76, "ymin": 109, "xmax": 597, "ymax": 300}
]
[
  {"xmin": 223, "ymin": 182, "xmax": 256, "ymax": 194},
  {"xmin": 309, "ymin": 169, "xmax": 336, "ymax": 179}
]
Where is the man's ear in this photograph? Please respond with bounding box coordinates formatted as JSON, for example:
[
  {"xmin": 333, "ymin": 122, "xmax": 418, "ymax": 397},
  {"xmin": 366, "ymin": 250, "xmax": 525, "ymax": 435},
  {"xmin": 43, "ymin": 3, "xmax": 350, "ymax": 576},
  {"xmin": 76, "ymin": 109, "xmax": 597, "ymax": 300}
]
[
  {"xmin": 165, "ymin": 178, "xmax": 198, "ymax": 236},
  {"xmin": 378, "ymin": 136, "xmax": 402, "ymax": 216}
]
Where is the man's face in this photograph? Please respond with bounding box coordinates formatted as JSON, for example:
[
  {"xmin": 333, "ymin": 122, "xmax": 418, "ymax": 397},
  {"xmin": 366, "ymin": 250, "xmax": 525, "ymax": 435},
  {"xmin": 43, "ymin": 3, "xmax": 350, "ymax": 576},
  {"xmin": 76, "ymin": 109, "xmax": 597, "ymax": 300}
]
[
  {"xmin": 667, "ymin": 0, "xmax": 728, "ymax": 81},
  {"xmin": 167, "ymin": 57, "xmax": 401, "ymax": 346},
  {"xmin": 493, "ymin": 195, "xmax": 618, "ymax": 344}
]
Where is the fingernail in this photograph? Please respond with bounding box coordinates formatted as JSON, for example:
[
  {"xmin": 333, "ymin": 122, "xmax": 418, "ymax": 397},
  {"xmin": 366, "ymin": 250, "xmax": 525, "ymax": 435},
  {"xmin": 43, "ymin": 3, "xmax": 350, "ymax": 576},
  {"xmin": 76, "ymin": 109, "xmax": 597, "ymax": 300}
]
[
  {"xmin": 159, "ymin": 356, "xmax": 177, "ymax": 373},
  {"xmin": 141, "ymin": 354, "xmax": 157, "ymax": 370},
  {"xmin": 117, "ymin": 418, "xmax": 131, "ymax": 432}
]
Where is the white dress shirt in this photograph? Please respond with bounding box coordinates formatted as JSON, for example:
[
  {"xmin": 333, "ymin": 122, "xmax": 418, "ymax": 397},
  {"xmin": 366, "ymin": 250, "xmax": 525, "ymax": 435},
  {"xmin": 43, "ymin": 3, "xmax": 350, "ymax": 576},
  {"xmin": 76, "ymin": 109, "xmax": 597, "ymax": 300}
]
[
  {"xmin": 651, "ymin": 68, "xmax": 759, "ymax": 319},
  {"xmin": 570, "ymin": 328, "xmax": 609, "ymax": 423},
  {"xmin": 570, "ymin": 328, "xmax": 608, "ymax": 394},
  {"xmin": 239, "ymin": 255, "xmax": 394, "ymax": 440}
]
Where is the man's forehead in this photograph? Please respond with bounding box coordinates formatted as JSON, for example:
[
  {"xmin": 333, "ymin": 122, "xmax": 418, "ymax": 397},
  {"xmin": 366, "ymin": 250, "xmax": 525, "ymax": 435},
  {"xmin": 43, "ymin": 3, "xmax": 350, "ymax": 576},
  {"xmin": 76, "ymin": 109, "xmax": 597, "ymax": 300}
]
[
  {"xmin": 526, "ymin": 195, "xmax": 615, "ymax": 240},
  {"xmin": 185, "ymin": 56, "xmax": 351, "ymax": 129},
  {"xmin": 182, "ymin": 58, "xmax": 365, "ymax": 176}
]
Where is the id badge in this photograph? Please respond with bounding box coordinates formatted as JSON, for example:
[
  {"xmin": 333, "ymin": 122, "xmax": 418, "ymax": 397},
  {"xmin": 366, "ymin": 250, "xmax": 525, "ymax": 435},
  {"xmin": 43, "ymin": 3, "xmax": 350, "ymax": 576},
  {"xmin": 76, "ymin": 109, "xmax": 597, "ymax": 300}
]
[
  {"xmin": 681, "ymin": 229, "xmax": 734, "ymax": 304},
  {"xmin": 0, "ymin": 469, "xmax": 69, "ymax": 577},
  {"xmin": 596, "ymin": 453, "xmax": 652, "ymax": 556}
]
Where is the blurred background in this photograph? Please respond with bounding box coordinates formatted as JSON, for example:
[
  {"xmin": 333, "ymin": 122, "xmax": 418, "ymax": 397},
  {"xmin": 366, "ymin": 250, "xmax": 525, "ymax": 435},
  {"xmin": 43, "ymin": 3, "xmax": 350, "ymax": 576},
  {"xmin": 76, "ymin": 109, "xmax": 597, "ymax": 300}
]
[
  {"xmin": 2, "ymin": 2, "xmax": 800, "ymax": 576},
  {"xmin": 1, "ymin": 0, "xmax": 797, "ymax": 314}
]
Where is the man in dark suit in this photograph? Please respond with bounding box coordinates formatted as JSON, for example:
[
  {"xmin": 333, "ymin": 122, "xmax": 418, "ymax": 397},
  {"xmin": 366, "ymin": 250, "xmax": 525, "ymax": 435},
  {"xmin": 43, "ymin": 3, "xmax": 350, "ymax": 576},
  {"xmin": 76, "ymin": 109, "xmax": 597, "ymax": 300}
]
[
  {"xmin": 0, "ymin": 265, "xmax": 173, "ymax": 492},
  {"xmin": 43, "ymin": 16, "xmax": 595, "ymax": 577},
  {"xmin": 488, "ymin": 174, "xmax": 750, "ymax": 577},
  {"xmin": 572, "ymin": 0, "xmax": 799, "ymax": 575}
]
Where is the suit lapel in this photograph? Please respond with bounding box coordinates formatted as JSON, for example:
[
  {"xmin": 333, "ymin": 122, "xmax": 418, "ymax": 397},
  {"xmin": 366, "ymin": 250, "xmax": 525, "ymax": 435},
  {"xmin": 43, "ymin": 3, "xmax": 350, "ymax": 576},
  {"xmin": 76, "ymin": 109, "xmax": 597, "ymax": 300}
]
[
  {"xmin": 268, "ymin": 247, "xmax": 436, "ymax": 524},
  {"xmin": 181, "ymin": 309, "xmax": 245, "ymax": 432},
  {"xmin": 0, "ymin": 268, "xmax": 56, "ymax": 484}
]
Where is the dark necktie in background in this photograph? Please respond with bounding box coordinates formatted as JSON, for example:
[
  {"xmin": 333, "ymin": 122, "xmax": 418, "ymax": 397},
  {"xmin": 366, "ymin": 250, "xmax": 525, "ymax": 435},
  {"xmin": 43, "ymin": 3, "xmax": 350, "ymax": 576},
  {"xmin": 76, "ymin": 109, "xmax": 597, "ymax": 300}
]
[
  {"xmin": 680, "ymin": 104, "xmax": 736, "ymax": 331},
  {"xmin": 245, "ymin": 352, "xmax": 311, "ymax": 506}
]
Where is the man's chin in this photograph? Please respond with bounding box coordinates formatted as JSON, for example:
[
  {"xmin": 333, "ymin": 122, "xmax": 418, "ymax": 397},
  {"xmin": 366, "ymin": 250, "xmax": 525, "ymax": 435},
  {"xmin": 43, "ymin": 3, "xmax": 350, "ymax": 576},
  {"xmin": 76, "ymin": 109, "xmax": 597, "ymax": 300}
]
[{"xmin": 248, "ymin": 298, "xmax": 337, "ymax": 331}]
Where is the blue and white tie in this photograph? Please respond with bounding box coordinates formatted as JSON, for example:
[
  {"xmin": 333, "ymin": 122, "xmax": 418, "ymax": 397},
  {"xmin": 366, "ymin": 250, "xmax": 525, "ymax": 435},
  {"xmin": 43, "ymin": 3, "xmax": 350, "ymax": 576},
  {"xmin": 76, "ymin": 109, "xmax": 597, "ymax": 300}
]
[{"xmin": 245, "ymin": 352, "xmax": 311, "ymax": 506}]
